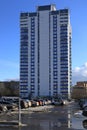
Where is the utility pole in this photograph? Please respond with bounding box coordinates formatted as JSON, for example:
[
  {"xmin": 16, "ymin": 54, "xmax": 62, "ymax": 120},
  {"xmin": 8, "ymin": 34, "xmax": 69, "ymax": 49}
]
[{"xmin": 18, "ymin": 97, "xmax": 21, "ymax": 126}]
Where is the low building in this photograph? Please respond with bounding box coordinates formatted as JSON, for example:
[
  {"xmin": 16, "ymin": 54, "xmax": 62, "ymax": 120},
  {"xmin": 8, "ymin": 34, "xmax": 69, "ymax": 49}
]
[
  {"xmin": 76, "ymin": 81, "xmax": 87, "ymax": 87},
  {"xmin": 0, "ymin": 81, "xmax": 19, "ymax": 96},
  {"xmin": 71, "ymin": 81, "xmax": 87, "ymax": 99}
]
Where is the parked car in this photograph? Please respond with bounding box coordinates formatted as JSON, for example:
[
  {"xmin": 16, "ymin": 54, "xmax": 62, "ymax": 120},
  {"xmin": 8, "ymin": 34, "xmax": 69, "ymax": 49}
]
[
  {"xmin": 51, "ymin": 98, "xmax": 65, "ymax": 106},
  {"xmin": 79, "ymin": 99, "xmax": 87, "ymax": 109},
  {"xmin": 83, "ymin": 106, "xmax": 87, "ymax": 116},
  {"xmin": 0, "ymin": 105, "xmax": 7, "ymax": 112},
  {"xmin": 20, "ymin": 100, "xmax": 28, "ymax": 109}
]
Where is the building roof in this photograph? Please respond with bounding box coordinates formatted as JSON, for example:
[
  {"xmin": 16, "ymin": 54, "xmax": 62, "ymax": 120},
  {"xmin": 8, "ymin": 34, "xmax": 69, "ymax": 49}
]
[{"xmin": 37, "ymin": 5, "xmax": 56, "ymax": 11}]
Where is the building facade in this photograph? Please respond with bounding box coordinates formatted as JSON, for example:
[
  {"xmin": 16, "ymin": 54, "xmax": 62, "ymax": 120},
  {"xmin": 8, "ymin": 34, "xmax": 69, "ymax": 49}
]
[
  {"xmin": 0, "ymin": 81, "xmax": 19, "ymax": 96},
  {"xmin": 20, "ymin": 5, "xmax": 72, "ymax": 99},
  {"xmin": 76, "ymin": 81, "xmax": 87, "ymax": 87},
  {"xmin": 72, "ymin": 81, "xmax": 87, "ymax": 99}
]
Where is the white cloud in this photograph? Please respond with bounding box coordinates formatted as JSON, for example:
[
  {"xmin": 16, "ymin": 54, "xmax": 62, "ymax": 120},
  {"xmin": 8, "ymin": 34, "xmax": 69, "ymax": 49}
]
[
  {"xmin": 83, "ymin": 62, "xmax": 87, "ymax": 67},
  {"xmin": 72, "ymin": 62, "xmax": 87, "ymax": 85},
  {"xmin": 73, "ymin": 67, "xmax": 80, "ymax": 73}
]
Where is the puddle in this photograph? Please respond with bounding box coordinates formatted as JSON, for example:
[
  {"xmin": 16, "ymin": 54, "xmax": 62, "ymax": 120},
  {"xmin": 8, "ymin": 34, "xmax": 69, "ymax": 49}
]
[
  {"xmin": 0, "ymin": 102, "xmax": 87, "ymax": 130},
  {"xmin": 71, "ymin": 112, "xmax": 87, "ymax": 130}
]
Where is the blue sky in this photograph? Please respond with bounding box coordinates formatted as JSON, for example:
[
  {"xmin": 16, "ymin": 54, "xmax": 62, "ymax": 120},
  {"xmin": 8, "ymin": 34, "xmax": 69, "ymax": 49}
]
[{"xmin": 0, "ymin": 0, "xmax": 87, "ymax": 84}]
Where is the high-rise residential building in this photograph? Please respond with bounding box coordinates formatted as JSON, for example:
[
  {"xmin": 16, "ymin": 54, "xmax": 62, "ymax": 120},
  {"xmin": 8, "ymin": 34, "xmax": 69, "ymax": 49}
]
[{"xmin": 20, "ymin": 4, "xmax": 72, "ymax": 99}]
